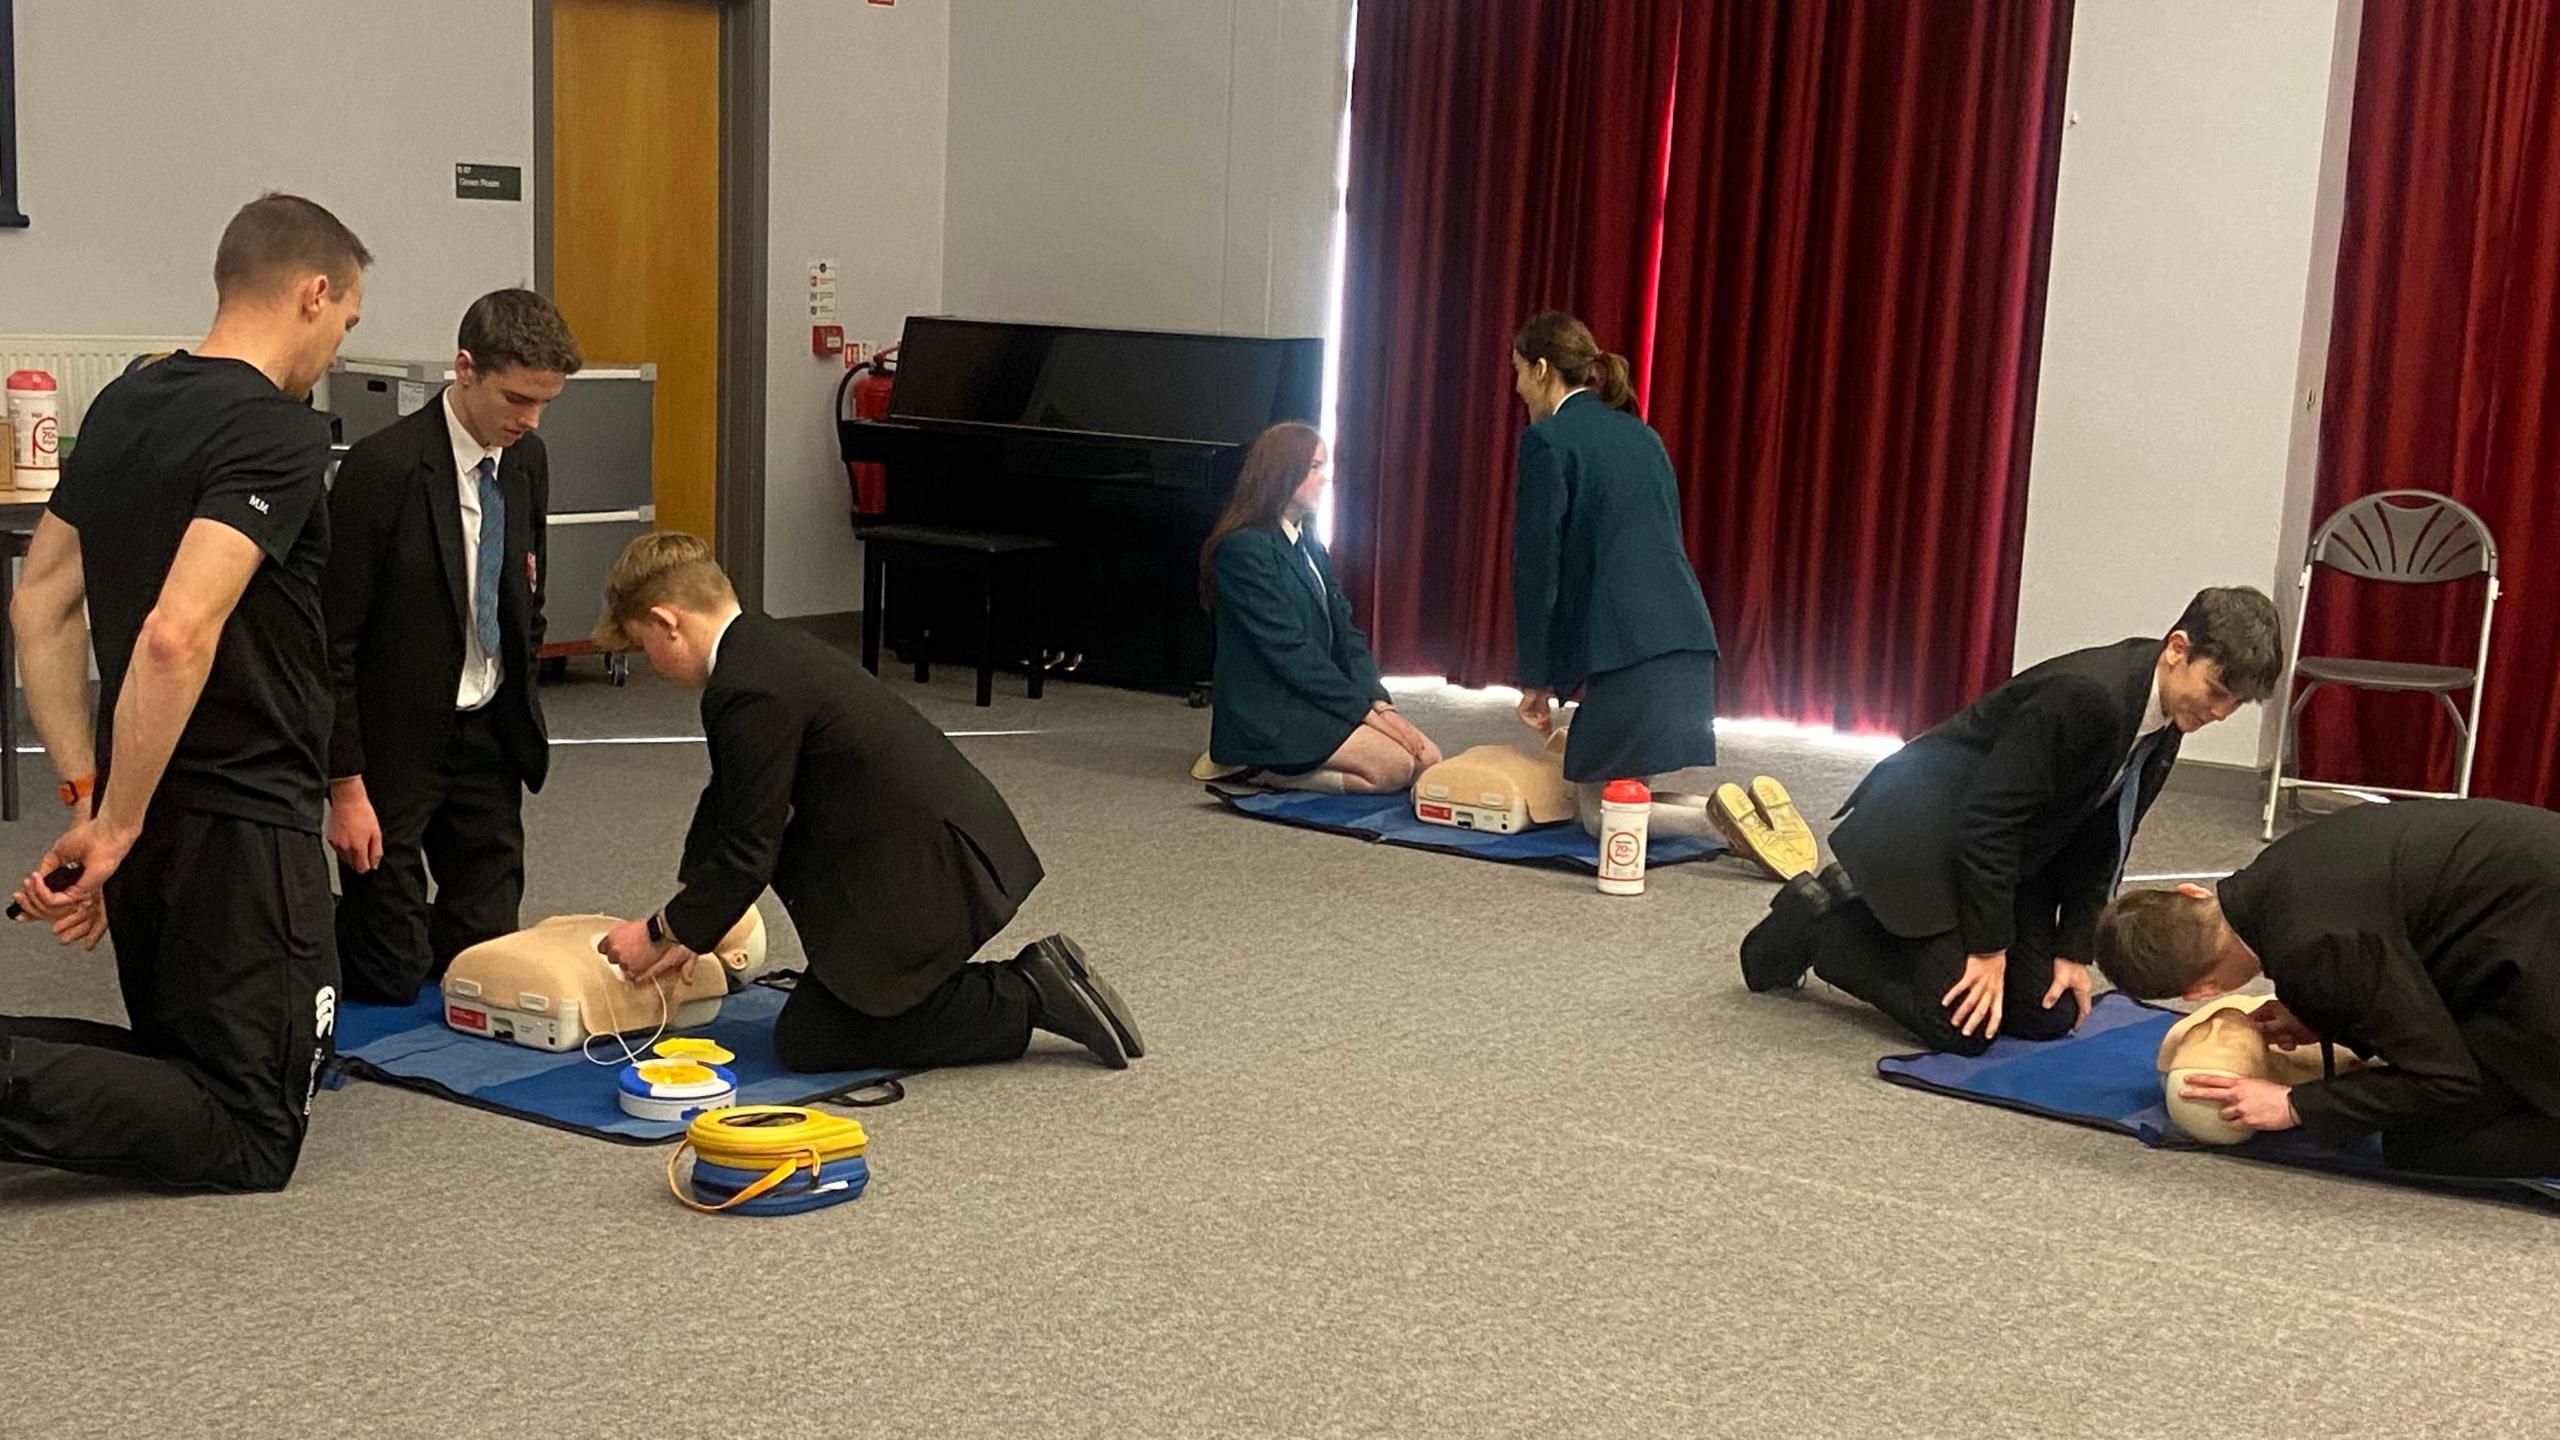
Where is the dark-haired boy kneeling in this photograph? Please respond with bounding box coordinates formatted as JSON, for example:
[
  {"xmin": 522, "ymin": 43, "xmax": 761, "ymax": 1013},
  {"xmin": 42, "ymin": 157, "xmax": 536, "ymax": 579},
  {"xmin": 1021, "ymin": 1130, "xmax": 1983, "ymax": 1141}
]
[{"xmin": 1738, "ymin": 587, "xmax": 2283, "ymax": 1055}]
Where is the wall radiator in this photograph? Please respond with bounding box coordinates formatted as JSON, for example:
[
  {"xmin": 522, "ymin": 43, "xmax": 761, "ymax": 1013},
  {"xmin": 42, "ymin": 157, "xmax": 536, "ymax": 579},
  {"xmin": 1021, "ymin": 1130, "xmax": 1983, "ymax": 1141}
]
[{"xmin": 0, "ymin": 334, "xmax": 202, "ymax": 438}]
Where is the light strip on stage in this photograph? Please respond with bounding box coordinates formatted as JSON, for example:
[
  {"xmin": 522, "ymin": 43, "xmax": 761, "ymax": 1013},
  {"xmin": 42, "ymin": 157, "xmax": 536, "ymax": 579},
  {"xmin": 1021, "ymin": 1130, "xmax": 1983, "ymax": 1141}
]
[
  {"xmin": 11, "ymin": 731, "xmax": 1045, "ymax": 757},
  {"xmin": 1378, "ymin": 676, "xmax": 1906, "ymax": 757},
  {"xmin": 546, "ymin": 730, "xmax": 1043, "ymax": 747}
]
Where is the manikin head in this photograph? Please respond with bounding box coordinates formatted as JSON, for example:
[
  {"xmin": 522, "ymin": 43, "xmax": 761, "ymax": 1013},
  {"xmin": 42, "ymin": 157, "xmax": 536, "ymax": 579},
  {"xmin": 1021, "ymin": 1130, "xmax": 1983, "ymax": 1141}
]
[
  {"xmin": 447, "ymin": 289, "xmax": 582, "ymax": 450},
  {"xmin": 596, "ymin": 531, "xmax": 742, "ymax": 690},
  {"xmin": 208, "ymin": 192, "xmax": 373, "ymax": 397},
  {"xmin": 2093, "ymin": 883, "xmax": 2265, "ymax": 1001},
  {"xmin": 1511, "ymin": 311, "xmax": 1638, "ymax": 421},
  {"xmin": 2152, "ymin": 586, "xmax": 2284, "ymax": 733}
]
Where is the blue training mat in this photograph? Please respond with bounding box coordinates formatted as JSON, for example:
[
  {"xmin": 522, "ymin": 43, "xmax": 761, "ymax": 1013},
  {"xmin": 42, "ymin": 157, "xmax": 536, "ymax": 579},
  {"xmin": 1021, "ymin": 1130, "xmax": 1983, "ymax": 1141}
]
[
  {"xmin": 1207, "ymin": 785, "xmax": 1724, "ymax": 872},
  {"xmin": 328, "ymin": 979, "xmax": 901, "ymax": 1146},
  {"xmin": 1877, "ymin": 992, "xmax": 2560, "ymax": 1204}
]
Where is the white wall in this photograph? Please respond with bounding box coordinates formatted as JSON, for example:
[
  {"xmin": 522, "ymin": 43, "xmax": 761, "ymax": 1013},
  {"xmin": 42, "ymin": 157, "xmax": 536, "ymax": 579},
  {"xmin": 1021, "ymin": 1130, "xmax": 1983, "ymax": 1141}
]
[
  {"xmin": 2264, "ymin": 1, "xmax": 2368, "ymax": 766},
  {"xmin": 755, "ymin": 0, "xmax": 1345, "ymax": 617},
  {"xmin": 0, "ymin": 0, "xmax": 535, "ymax": 362},
  {"xmin": 760, "ymin": 0, "xmax": 951, "ymax": 619},
  {"xmin": 942, "ymin": 0, "xmax": 1351, "ymax": 338},
  {"xmin": 2013, "ymin": 0, "xmax": 2354, "ymax": 768}
]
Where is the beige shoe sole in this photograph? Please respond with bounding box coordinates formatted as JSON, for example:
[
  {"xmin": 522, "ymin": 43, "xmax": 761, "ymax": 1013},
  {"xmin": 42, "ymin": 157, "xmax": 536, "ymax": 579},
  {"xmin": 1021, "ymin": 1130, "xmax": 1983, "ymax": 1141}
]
[
  {"xmin": 1709, "ymin": 783, "xmax": 1806, "ymax": 881},
  {"xmin": 1747, "ymin": 776, "xmax": 1821, "ymax": 878},
  {"xmin": 1191, "ymin": 752, "xmax": 1249, "ymax": 782}
]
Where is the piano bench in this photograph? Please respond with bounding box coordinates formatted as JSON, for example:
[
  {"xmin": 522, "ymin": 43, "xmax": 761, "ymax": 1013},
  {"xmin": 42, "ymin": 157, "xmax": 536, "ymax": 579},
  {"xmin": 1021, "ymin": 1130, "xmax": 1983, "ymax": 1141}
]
[{"xmin": 858, "ymin": 526, "xmax": 1060, "ymax": 707}]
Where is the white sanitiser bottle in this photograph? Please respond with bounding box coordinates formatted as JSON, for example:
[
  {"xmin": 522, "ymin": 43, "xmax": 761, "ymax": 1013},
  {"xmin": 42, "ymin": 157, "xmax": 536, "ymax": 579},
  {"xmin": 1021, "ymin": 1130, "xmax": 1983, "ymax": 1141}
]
[
  {"xmin": 1596, "ymin": 778, "xmax": 1651, "ymax": 896},
  {"xmin": 7, "ymin": 370, "xmax": 61, "ymax": 492}
]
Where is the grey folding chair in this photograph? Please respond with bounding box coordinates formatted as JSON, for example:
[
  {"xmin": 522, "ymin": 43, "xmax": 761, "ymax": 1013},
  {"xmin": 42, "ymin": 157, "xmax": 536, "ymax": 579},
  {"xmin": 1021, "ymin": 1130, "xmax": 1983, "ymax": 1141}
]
[{"xmin": 2262, "ymin": 490, "xmax": 2499, "ymax": 840}]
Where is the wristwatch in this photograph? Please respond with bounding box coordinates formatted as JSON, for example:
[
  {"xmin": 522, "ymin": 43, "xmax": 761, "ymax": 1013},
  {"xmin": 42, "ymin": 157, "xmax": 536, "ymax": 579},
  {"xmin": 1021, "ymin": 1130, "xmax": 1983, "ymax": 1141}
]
[
  {"xmin": 645, "ymin": 910, "xmax": 669, "ymax": 946},
  {"xmin": 59, "ymin": 775, "xmax": 93, "ymax": 809}
]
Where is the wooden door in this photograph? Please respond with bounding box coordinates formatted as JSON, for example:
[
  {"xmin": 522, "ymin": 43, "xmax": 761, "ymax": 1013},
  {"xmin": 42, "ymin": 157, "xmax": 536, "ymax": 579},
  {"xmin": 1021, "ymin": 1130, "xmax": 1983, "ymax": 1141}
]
[{"xmin": 550, "ymin": 0, "xmax": 722, "ymax": 541}]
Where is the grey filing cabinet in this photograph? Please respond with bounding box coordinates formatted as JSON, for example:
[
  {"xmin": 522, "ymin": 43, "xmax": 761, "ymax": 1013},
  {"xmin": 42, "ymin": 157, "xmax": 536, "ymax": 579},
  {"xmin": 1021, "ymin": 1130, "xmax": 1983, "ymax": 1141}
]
[{"xmin": 326, "ymin": 359, "xmax": 655, "ymax": 654}]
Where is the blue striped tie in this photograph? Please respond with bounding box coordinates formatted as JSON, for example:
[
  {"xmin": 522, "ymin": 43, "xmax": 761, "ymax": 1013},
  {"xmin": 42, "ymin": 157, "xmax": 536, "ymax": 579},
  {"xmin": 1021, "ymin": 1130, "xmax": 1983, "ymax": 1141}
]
[
  {"xmin": 2111, "ymin": 728, "xmax": 2168, "ymax": 893},
  {"xmin": 475, "ymin": 457, "xmax": 504, "ymax": 653}
]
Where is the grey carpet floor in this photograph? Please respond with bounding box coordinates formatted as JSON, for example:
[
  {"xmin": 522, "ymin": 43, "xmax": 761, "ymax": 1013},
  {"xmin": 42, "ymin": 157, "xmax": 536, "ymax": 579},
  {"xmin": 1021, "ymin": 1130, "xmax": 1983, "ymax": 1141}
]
[{"xmin": 4, "ymin": 655, "xmax": 2555, "ymax": 1438}]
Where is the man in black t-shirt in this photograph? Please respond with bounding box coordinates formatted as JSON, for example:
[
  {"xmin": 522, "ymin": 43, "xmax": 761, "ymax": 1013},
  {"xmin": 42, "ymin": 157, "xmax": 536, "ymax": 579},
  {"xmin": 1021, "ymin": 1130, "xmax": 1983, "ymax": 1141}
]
[{"xmin": 2, "ymin": 194, "xmax": 370, "ymax": 1191}]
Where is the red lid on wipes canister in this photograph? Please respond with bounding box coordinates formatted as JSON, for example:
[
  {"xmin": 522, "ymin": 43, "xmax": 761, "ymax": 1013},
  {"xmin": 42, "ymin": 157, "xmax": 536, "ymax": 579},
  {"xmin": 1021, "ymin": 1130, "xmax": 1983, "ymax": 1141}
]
[
  {"xmin": 1602, "ymin": 779, "xmax": 1652, "ymax": 805},
  {"xmin": 7, "ymin": 371, "xmax": 58, "ymax": 392}
]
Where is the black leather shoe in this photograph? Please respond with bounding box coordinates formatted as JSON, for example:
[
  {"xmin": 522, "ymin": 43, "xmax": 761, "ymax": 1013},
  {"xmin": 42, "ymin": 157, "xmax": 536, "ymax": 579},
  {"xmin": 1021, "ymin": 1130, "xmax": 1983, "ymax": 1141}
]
[
  {"xmin": 1817, "ymin": 861, "xmax": 1860, "ymax": 909},
  {"xmin": 1019, "ymin": 943, "xmax": 1130, "ymax": 1069},
  {"xmin": 1740, "ymin": 873, "xmax": 1832, "ymax": 993},
  {"xmin": 1040, "ymin": 934, "xmax": 1145, "ymax": 1059},
  {"xmin": 1778, "ymin": 871, "xmax": 1833, "ymax": 921}
]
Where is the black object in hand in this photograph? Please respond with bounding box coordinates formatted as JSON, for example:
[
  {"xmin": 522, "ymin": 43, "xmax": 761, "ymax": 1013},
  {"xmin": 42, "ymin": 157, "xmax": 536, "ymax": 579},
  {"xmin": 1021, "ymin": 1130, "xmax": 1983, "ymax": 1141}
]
[{"xmin": 6, "ymin": 863, "xmax": 86, "ymax": 920}]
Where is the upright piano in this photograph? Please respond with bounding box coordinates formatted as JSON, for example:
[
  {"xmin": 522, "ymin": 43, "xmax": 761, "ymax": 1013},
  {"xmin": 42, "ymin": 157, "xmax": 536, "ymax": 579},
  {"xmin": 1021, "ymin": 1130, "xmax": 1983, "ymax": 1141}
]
[{"xmin": 838, "ymin": 316, "xmax": 1324, "ymax": 700}]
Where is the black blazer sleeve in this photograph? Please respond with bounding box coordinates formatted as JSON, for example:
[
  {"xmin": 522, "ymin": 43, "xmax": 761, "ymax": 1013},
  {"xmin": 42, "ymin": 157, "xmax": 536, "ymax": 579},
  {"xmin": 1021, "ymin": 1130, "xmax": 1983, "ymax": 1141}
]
[
  {"xmin": 2010, "ymin": 868, "xmax": 2063, "ymax": 968},
  {"xmin": 1951, "ymin": 678, "xmax": 2117, "ymax": 956},
  {"xmin": 1218, "ymin": 534, "xmax": 1377, "ymax": 725},
  {"xmin": 663, "ymin": 684, "xmax": 802, "ymax": 952},
  {"xmin": 2285, "ymin": 934, "xmax": 2486, "ymax": 1143},
  {"xmin": 526, "ymin": 445, "xmax": 550, "ymax": 655},
  {"xmin": 321, "ymin": 437, "xmax": 410, "ymax": 781},
  {"xmin": 2049, "ymin": 736, "xmax": 2179, "ymax": 958},
  {"xmin": 2047, "ymin": 805, "xmax": 2124, "ymax": 960}
]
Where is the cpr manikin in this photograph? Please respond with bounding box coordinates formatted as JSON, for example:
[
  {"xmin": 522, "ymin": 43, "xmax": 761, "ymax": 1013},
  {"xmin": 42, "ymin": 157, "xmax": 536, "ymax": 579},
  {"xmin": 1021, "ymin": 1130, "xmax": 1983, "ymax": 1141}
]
[
  {"xmin": 1409, "ymin": 729, "xmax": 1801, "ymax": 857},
  {"xmin": 441, "ymin": 908, "xmax": 768, "ymax": 1052},
  {"xmin": 1411, "ymin": 731, "xmax": 1580, "ymax": 833},
  {"xmin": 2157, "ymin": 994, "xmax": 2364, "ymax": 1145}
]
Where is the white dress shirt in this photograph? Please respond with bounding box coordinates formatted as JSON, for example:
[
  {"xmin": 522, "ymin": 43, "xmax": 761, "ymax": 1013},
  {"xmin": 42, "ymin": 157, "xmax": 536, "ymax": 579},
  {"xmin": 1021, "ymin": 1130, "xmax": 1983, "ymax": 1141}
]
[
  {"xmin": 445, "ymin": 389, "xmax": 504, "ymax": 711},
  {"xmin": 2135, "ymin": 675, "xmax": 2170, "ymax": 748},
  {"xmin": 707, "ymin": 610, "xmax": 741, "ymax": 675},
  {"xmin": 2110, "ymin": 673, "xmax": 2171, "ymax": 793},
  {"xmin": 1278, "ymin": 515, "xmax": 1327, "ymax": 597}
]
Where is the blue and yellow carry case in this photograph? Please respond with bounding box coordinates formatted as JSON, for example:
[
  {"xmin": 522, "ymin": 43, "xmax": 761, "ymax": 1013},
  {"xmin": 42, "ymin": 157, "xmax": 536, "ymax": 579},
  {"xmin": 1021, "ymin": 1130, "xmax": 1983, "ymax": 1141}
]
[{"xmin": 668, "ymin": 1105, "xmax": 871, "ymax": 1216}]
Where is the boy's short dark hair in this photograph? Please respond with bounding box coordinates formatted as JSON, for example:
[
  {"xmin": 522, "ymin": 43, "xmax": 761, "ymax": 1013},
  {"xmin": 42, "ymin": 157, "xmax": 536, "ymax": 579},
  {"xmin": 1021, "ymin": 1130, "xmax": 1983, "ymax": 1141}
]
[
  {"xmin": 2093, "ymin": 887, "xmax": 2224, "ymax": 999},
  {"xmin": 2170, "ymin": 586, "xmax": 2283, "ymax": 701},
  {"xmin": 459, "ymin": 289, "xmax": 584, "ymax": 377},
  {"xmin": 213, "ymin": 193, "xmax": 372, "ymax": 303}
]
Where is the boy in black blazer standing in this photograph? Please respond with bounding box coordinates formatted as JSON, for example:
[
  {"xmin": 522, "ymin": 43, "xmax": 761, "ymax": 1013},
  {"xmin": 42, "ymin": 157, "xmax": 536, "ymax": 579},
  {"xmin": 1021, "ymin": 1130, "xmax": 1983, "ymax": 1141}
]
[
  {"xmin": 1741, "ymin": 587, "xmax": 2282, "ymax": 1054},
  {"xmin": 323, "ymin": 290, "xmax": 578, "ymax": 1004},
  {"xmin": 590, "ymin": 533, "xmax": 1142, "ymax": 1073}
]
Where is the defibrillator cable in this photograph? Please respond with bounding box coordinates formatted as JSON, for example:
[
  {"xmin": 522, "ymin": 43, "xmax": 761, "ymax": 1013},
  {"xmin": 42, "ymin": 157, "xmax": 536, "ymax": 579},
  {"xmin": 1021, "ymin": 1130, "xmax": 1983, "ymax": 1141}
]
[{"xmin": 580, "ymin": 970, "xmax": 673, "ymax": 1068}]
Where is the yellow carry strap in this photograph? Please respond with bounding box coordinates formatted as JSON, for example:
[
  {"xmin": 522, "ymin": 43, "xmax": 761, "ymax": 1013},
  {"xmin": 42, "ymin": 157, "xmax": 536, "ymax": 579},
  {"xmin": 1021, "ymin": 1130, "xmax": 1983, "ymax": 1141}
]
[{"xmin": 667, "ymin": 1105, "xmax": 869, "ymax": 1215}]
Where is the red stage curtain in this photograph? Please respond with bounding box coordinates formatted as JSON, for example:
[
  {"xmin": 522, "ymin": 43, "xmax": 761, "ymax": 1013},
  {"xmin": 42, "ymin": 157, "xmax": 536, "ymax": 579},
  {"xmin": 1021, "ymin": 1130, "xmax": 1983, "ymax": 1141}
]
[
  {"xmin": 1335, "ymin": 1, "xmax": 2074, "ymax": 737},
  {"xmin": 1333, "ymin": 0, "xmax": 1683, "ymax": 687},
  {"xmin": 1649, "ymin": 0, "xmax": 2074, "ymax": 735},
  {"xmin": 2297, "ymin": 0, "xmax": 2560, "ymax": 805}
]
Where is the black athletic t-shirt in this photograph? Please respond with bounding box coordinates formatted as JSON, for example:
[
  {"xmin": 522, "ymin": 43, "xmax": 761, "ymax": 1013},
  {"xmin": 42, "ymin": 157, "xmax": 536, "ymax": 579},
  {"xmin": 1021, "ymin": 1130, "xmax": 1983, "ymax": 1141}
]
[{"xmin": 49, "ymin": 353, "xmax": 333, "ymax": 833}]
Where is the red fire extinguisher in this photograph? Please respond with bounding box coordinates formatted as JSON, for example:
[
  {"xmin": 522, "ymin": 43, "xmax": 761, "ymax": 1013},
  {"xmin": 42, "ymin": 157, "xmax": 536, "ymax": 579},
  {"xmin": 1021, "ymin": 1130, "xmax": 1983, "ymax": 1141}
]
[{"xmin": 839, "ymin": 345, "xmax": 898, "ymax": 521}]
